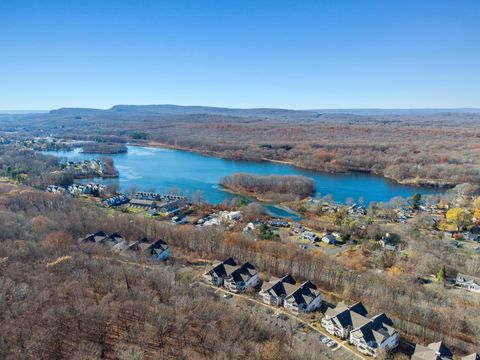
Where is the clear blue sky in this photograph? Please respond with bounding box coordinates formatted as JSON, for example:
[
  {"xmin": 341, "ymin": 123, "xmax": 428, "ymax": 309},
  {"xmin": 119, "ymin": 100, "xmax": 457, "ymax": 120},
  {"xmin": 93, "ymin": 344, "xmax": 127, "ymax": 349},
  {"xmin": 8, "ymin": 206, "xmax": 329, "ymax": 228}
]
[{"xmin": 0, "ymin": 0, "xmax": 479, "ymax": 110}]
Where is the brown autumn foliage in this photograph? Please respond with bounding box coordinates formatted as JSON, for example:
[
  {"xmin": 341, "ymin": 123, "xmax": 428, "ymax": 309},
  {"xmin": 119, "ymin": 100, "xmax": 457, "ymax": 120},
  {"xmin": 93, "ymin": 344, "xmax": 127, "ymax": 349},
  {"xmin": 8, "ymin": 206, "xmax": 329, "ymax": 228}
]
[
  {"xmin": 0, "ymin": 183, "xmax": 478, "ymax": 356},
  {"xmin": 220, "ymin": 173, "xmax": 315, "ymax": 202},
  {"xmin": 2, "ymin": 108, "xmax": 480, "ymax": 187}
]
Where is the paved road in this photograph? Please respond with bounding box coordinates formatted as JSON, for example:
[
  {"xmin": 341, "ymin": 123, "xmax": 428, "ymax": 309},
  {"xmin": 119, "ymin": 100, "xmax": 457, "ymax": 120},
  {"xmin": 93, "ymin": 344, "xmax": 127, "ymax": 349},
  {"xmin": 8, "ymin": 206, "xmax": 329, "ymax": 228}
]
[{"xmin": 197, "ymin": 281, "xmax": 367, "ymax": 360}]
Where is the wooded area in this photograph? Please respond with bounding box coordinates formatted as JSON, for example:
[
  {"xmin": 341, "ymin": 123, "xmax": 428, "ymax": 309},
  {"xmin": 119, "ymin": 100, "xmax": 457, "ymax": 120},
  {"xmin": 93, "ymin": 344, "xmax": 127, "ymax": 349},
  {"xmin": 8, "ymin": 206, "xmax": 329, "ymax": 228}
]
[
  {"xmin": 2, "ymin": 106, "xmax": 479, "ymax": 187},
  {"xmin": 0, "ymin": 184, "xmax": 478, "ymax": 357},
  {"xmin": 220, "ymin": 173, "xmax": 315, "ymax": 202}
]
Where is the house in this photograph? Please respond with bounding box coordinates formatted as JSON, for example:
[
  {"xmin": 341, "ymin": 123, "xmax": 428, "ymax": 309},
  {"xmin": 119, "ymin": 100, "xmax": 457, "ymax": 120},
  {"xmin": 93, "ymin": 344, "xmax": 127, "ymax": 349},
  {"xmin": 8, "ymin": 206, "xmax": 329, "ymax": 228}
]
[
  {"xmin": 259, "ymin": 274, "xmax": 296, "ymax": 306},
  {"xmin": 100, "ymin": 232, "xmax": 126, "ymax": 251},
  {"xmin": 302, "ymin": 231, "xmax": 319, "ymax": 243},
  {"xmin": 243, "ymin": 221, "xmax": 264, "ymax": 233},
  {"xmin": 321, "ymin": 302, "xmax": 369, "ymax": 339},
  {"xmin": 455, "ymin": 273, "xmax": 480, "ymax": 292},
  {"xmin": 463, "ymin": 354, "xmax": 480, "ymax": 360},
  {"xmin": 202, "ymin": 258, "xmax": 237, "ymax": 286},
  {"xmin": 126, "ymin": 237, "xmax": 151, "ymax": 252},
  {"xmin": 158, "ymin": 199, "xmax": 185, "ymax": 215},
  {"xmin": 171, "ymin": 215, "xmax": 188, "ymax": 224},
  {"xmin": 135, "ymin": 191, "xmax": 161, "ymax": 201},
  {"xmin": 80, "ymin": 231, "xmax": 107, "ymax": 243},
  {"xmin": 291, "ymin": 222, "xmax": 304, "ymax": 234},
  {"xmin": 349, "ymin": 313, "xmax": 399, "ymax": 357},
  {"xmin": 283, "ymin": 280, "xmax": 322, "ymax": 313},
  {"xmin": 224, "ymin": 262, "xmax": 260, "ymax": 293},
  {"xmin": 145, "ymin": 239, "xmax": 171, "ymax": 260},
  {"xmin": 220, "ymin": 211, "xmax": 242, "ymax": 221},
  {"xmin": 269, "ymin": 219, "xmax": 290, "ymax": 228},
  {"xmin": 129, "ymin": 198, "xmax": 157, "ymax": 210},
  {"xmin": 47, "ymin": 185, "xmax": 66, "ymax": 194},
  {"xmin": 322, "ymin": 233, "xmax": 337, "ymax": 245},
  {"xmin": 102, "ymin": 194, "xmax": 129, "ymax": 207},
  {"xmin": 411, "ymin": 341, "xmax": 453, "ymax": 360},
  {"xmin": 80, "ymin": 231, "xmax": 125, "ymax": 252}
]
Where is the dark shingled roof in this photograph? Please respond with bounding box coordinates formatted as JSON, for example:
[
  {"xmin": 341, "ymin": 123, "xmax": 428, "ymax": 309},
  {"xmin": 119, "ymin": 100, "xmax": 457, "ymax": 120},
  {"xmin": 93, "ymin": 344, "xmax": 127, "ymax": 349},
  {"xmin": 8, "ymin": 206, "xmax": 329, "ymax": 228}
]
[
  {"xmin": 261, "ymin": 274, "xmax": 297, "ymax": 297},
  {"xmin": 226, "ymin": 262, "xmax": 258, "ymax": 284},
  {"xmin": 206, "ymin": 257, "xmax": 237, "ymax": 278}
]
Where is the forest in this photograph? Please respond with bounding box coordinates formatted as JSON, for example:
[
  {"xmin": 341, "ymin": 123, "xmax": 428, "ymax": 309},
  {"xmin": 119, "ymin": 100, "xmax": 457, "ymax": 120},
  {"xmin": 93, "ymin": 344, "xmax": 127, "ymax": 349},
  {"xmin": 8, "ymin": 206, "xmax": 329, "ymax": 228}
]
[
  {"xmin": 2, "ymin": 106, "xmax": 479, "ymax": 188},
  {"xmin": 0, "ymin": 184, "xmax": 325, "ymax": 360},
  {"xmin": 0, "ymin": 182, "xmax": 478, "ymax": 357},
  {"xmin": 220, "ymin": 173, "xmax": 315, "ymax": 202}
]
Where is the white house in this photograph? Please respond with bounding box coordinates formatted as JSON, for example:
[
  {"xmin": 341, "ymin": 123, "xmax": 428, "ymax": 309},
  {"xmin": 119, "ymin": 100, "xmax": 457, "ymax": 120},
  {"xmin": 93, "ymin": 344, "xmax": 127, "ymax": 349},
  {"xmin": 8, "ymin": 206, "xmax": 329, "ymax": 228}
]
[
  {"xmin": 259, "ymin": 274, "xmax": 296, "ymax": 306},
  {"xmin": 224, "ymin": 262, "xmax": 260, "ymax": 293},
  {"xmin": 283, "ymin": 280, "xmax": 322, "ymax": 313},
  {"xmin": 301, "ymin": 231, "xmax": 319, "ymax": 243},
  {"xmin": 220, "ymin": 211, "xmax": 241, "ymax": 221},
  {"xmin": 411, "ymin": 341, "xmax": 453, "ymax": 360},
  {"xmin": 455, "ymin": 273, "xmax": 480, "ymax": 292},
  {"xmin": 321, "ymin": 302, "xmax": 369, "ymax": 339},
  {"xmin": 349, "ymin": 313, "xmax": 399, "ymax": 357},
  {"xmin": 322, "ymin": 233, "xmax": 337, "ymax": 245},
  {"xmin": 202, "ymin": 258, "xmax": 237, "ymax": 286}
]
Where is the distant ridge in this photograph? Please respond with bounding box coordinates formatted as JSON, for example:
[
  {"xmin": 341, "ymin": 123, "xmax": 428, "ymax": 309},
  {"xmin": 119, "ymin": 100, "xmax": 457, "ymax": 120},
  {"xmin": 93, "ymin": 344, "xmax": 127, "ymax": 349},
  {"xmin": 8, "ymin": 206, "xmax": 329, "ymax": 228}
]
[{"xmin": 2, "ymin": 105, "xmax": 480, "ymax": 118}]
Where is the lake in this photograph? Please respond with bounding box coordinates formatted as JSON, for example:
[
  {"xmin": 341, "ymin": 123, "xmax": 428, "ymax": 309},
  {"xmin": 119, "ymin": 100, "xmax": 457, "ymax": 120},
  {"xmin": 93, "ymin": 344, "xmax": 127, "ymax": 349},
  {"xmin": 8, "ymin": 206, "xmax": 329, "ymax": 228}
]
[{"xmin": 46, "ymin": 146, "xmax": 441, "ymax": 217}]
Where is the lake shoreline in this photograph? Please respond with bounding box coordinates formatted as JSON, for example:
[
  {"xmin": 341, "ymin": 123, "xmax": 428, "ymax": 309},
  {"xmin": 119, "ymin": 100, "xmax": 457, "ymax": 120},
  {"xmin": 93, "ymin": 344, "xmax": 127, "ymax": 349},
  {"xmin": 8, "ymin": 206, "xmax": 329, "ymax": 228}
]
[{"xmin": 138, "ymin": 141, "xmax": 452, "ymax": 189}]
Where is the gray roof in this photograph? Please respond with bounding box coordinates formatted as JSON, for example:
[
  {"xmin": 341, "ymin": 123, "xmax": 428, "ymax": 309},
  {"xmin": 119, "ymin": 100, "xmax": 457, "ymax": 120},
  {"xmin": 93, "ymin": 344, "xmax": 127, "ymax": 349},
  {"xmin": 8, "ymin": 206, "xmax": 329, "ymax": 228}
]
[
  {"xmin": 412, "ymin": 341, "xmax": 453, "ymax": 360},
  {"xmin": 456, "ymin": 273, "xmax": 480, "ymax": 286},
  {"xmin": 261, "ymin": 274, "xmax": 296, "ymax": 297},
  {"xmin": 206, "ymin": 257, "xmax": 237, "ymax": 278},
  {"xmin": 80, "ymin": 230, "xmax": 107, "ymax": 243},
  {"xmin": 325, "ymin": 302, "xmax": 369, "ymax": 329},
  {"xmin": 226, "ymin": 262, "xmax": 258, "ymax": 284},
  {"xmin": 350, "ymin": 313, "xmax": 396, "ymax": 348},
  {"xmin": 147, "ymin": 239, "xmax": 169, "ymax": 256},
  {"xmin": 285, "ymin": 280, "xmax": 321, "ymax": 306}
]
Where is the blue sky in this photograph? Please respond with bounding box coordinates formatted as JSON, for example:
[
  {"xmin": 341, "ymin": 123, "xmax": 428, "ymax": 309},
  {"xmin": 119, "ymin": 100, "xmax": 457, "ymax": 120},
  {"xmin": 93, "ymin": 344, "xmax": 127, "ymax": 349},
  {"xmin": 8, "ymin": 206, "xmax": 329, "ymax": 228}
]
[{"xmin": 0, "ymin": 0, "xmax": 479, "ymax": 110}]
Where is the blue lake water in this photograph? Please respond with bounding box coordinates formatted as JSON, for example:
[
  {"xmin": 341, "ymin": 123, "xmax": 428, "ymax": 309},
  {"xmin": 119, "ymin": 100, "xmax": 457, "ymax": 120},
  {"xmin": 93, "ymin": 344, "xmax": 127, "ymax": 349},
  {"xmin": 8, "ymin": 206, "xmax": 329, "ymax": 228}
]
[{"xmin": 46, "ymin": 146, "xmax": 441, "ymax": 218}]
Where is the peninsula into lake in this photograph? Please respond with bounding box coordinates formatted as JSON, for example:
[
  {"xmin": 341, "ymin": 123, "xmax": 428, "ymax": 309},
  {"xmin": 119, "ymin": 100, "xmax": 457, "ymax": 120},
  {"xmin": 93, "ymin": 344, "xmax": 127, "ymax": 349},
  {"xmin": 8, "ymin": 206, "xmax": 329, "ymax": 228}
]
[{"xmin": 220, "ymin": 173, "xmax": 315, "ymax": 202}]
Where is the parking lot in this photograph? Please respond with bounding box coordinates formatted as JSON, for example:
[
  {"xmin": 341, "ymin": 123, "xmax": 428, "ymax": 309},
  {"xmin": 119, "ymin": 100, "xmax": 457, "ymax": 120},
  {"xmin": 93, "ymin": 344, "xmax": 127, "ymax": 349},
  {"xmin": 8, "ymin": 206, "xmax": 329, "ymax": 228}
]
[{"xmin": 203, "ymin": 284, "xmax": 365, "ymax": 360}]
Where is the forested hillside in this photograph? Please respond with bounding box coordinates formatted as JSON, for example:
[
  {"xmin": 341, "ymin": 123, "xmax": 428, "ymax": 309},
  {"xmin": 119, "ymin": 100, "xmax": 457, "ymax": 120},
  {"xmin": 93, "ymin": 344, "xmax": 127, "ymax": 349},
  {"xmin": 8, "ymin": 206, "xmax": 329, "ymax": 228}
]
[{"xmin": 2, "ymin": 105, "xmax": 479, "ymax": 187}]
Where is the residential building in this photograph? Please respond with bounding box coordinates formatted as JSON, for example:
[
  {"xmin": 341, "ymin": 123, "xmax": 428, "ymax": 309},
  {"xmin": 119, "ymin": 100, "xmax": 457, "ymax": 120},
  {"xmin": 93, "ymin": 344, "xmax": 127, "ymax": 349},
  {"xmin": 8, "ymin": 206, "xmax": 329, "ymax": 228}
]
[
  {"xmin": 283, "ymin": 280, "xmax": 322, "ymax": 313},
  {"xmin": 411, "ymin": 341, "xmax": 453, "ymax": 360},
  {"xmin": 80, "ymin": 231, "xmax": 108, "ymax": 243},
  {"xmin": 80, "ymin": 231, "xmax": 125, "ymax": 252},
  {"xmin": 129, "ymin": 198, "xmax": 157, "ymax": 210},
  {"xmin": 455, "ymin": 273, "xmax": 480, "ymax": 292},
  {"xmin": 259, "ymin": 274, "xmax": 296, "ymax": 306},
  {"xmin": 145, "ymin": 239, "xmax": 171, "ymax": 260},
  {"xmin": 220, "ymin": 211, "xmax": 242, "ymax": 221},
  {"xmin": 302, "ymin": 231, "xmax": 319, "ymax": 242},
  {"xmin": 349, "ymin": 313, "xmax": 399, "ymax": 357},
  {"xmin": 202, "ymin": 258, "xmax": 237, "ymax": 286},
  {"xmin": 158, "ymin": 199, "xmax": 185, "ymax": 215},
  {"xmin": 102, "ymin": 194, "xmax": 129, "ymax": 207},
  {"xmin": 100, "ymin": 232, "xmax": 126, "ymax": 251},
  {"xmin": 269, "ymin": 219, "xmax": 290, "ymax": 228},
  {"xmin": 321, "ymin": 302, "xmax": 369, "ymax": 339},
  {"xmin": 224, "ymin": 262, "xmax": 260, "ymax": 293},
  {"xmin": 322, "ymin": 233, "xmax": 337, "ymax": 244}
]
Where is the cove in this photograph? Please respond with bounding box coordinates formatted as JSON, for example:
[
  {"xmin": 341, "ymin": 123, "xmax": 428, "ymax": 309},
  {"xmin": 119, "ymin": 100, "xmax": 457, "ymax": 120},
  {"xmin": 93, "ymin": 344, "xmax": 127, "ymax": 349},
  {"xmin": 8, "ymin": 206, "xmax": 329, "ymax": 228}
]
[{"xmin": 46, "ymin": 146, "xmax": 442, "ymax": 217}]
